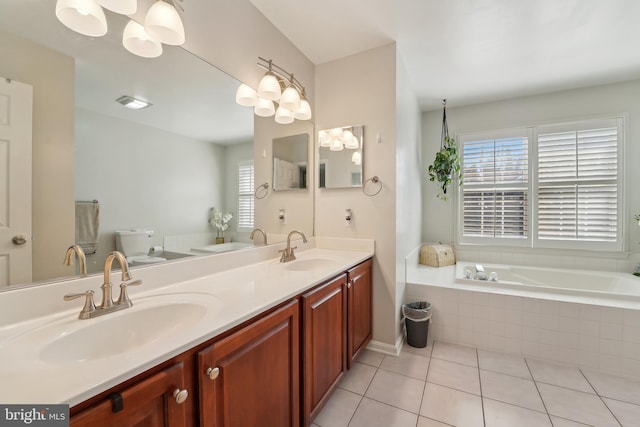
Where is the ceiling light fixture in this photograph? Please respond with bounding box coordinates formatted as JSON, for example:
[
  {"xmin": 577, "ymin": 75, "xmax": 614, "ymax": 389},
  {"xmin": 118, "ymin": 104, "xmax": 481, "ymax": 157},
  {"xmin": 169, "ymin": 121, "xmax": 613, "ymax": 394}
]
[
  {"xmin": 144, "ymin": 0, "xmax": 185, "ymax": 46},
  {"xmin": 116, "ymin": 95, "xmax": 152, "ymax": 110},
  {"xmin": 235, "ymin": 57, "xmax": 312, "ymax": 124},
  {"xmin": 55, "ymin": 0, "xmax": 108, "ymax": 37}
]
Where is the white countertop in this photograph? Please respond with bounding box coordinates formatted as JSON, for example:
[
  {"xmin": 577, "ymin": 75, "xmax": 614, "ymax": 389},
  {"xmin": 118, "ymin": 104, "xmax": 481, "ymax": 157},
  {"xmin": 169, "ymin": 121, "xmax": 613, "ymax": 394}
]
[{"xmin": 0, "ymin": 243, "xmax": 373, "ymax": 406}]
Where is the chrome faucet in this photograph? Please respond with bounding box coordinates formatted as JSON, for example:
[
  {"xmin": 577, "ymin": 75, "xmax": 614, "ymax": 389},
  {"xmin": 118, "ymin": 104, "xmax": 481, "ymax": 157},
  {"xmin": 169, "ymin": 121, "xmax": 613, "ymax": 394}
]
[
  {"xmin": 63, "ymin": 245, "xmax": 88, "ymax": 277},
  {"xmin": 279, "ymin": 230, "xmax": 308, "ymax": 262},
  {"xmin": 249, "ymin": 228, "xmax": 268, "ymax": 245},
  {"xmin": 64, "ymin": 250, "xmax": 142, "ymax": 319}
]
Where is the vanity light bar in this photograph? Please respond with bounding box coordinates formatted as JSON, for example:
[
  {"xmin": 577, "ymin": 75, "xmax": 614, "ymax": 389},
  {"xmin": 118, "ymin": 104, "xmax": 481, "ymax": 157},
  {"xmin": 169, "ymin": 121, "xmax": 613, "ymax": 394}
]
[{"xmin": 116, "ymin": 95, "xmax": 153, "ymax": 110}]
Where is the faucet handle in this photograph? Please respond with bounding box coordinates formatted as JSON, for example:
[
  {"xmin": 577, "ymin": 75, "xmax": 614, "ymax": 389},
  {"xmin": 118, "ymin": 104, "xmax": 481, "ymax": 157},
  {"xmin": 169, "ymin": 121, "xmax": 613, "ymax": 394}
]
[
  {"xmin": 117, "ymin": 280, "xmax": 143, "ymax": 307},
  {"xmin": 64, "ymin": 290, "xmax": 96, "ymax": 319}
]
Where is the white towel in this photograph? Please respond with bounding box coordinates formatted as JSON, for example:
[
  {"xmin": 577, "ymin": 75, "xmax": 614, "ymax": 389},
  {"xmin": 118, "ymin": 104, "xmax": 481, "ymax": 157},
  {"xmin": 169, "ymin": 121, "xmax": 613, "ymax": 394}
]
[{"xmin": 75, "ymin": 201, "xmax": 100, "ymax": 255}]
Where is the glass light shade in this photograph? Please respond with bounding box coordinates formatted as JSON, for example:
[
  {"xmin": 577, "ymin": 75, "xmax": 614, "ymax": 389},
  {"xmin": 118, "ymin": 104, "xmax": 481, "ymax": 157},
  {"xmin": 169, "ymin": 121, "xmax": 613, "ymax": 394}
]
[
  {"xmin": 329, "ymin": 127, "xmax": 344, "ymax": 139},
  {"xmin": 96, "ymin": 0, "xmax": 136, "ymax": 15},
  {"xmin": 144, "ymin": 0, "xmax": 185, "ymax": 46},
  {"xmin": 344, "ymin": 135, "xmax": 360, "ymax": 149},
  {"xmin": 342, "ymin": 129, "xmax": 354, "ymax": 142},
  {"xmin": 294, "ymin": 99, "xmax": 312, "ymax": 120},
  {"xmin": 55, "ymin": 0, "xmax": 107, "ymax": 37},
  {"xmin": 235, "ymin": 84, "xmax": 257, "ymax": 107},
  {"xmin": 318, "ymin": 130, "xmax": 331, "ymax": 147},
  {"xmin": 257, "ymin": 73, "xmax": 281, "ymax": 101},
  {"xmin": 275, "ymin": 107, "xmax": 294, "ymax": 125},
  {"xmin": 122, "ymin": 20, "xmax": 162, "ymax": 58},
  {"xmin": 330, "ymin": 138, "xmax": 344, "ymax": 151},
  {"xmin": 254, "ymin": 98, "xmax": 275, "ymax": 117},
  {"xmin": 279, "ymin": 86, "xmax": 300, "ymax": 112},
  {"xmin": 352, "ymin": 151, "xmax": 362, "ymax": 165}
]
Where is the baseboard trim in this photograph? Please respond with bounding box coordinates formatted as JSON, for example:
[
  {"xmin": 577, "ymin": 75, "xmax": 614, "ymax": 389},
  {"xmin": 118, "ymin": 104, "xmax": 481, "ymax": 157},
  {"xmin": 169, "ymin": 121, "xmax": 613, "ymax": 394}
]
[{"xmin": 366, "ymin": 334, "xmax": 404, "ymax": 356}]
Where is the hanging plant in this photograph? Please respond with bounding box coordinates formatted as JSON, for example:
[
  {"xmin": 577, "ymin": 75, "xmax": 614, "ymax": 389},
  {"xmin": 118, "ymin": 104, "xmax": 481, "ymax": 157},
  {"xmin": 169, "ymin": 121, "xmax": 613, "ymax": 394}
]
[{"xmin": 428, "ymin": 99, "xmax": 462, "ymax": 200}]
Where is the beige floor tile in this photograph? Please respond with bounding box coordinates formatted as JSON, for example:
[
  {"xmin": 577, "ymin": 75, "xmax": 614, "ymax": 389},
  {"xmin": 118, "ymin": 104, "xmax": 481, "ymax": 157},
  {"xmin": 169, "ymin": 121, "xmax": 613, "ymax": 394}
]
[
  {"xmin": 603, "ymin": 398, "xmax": 640, "ymax": 427},
  {"xmin": 348, "ymin": 397, "xmax": 418, "ymax": 427},
  {"xmin": 583, "ymin": 370, "xmax": 640, "ymax": 405},
  {"xmin": 427, "ymin": 358, "xmax": 480, "ymax": 395},
  {"xmin": 483, "ymin": 398, "xmax": 552, "ymax": 427},
  {"xmin": 417, "ymin": 416, "xmax": 452, "ymax": 427},
  {"xmin": 420, "ymin": 382, "xmax": 484, "ymax": 427},
  {"xmin": 403, "ymin": 341, "xmax": 433, "ymax": 357},
  {"xmin": 478, "ymin": 348, "xmax": 532, "ymax": 379},
  {"xmin": 338, "ymin": 362, "xmax": 376, "ymax": 395},
  {"xmin": 364, "ymin": 369, "xmax": 425, "ymax": 413},
  {"xmin": 527, "ymin": 359, "xmax": 594, "ymax": 393},
  {"xmin": 432, "ymin": 341, "xmax": 478, "ymax": 367},
  {"xmin": 538, "ymin": 383, "xmax": 620, "ymax": 427},
  {"xmin": 480, "ymin": 369, "xmax": 545, "ymax": 412},
  {"xmin": 380, "ymin": 351, "xmax": 430, "ymax": 380},
  {"xmin": 313, "ymin": 388, "xmax": 361, "ymax": 427},
  {"xmin": 356, "ymin": 349, "xmax": 385, "ymax": 368},
  {"xmin": 549, "ymin": 416, "xmax": 593, "ymax": 427}
]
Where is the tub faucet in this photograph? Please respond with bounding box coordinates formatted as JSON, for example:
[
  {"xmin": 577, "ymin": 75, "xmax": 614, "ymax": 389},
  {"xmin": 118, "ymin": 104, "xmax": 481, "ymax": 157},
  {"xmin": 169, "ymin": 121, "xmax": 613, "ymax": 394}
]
[
  {"xmin": 101, "ymin": 251, "xmax": 132, "ymax": 309},
  {"xmin": 279, "ymin": 230, "xmax": 308, "ymax": 262},
  {"xmin": 249, "ymin": 228, "xmax": 268, "ymax": 246},
  {"xmin": 63, "ymin": 244, "xmax": 87, "ymax": 277},
  {"xmin": 475, "ymin": 264, "xmax": 487, "ymax": 280}
]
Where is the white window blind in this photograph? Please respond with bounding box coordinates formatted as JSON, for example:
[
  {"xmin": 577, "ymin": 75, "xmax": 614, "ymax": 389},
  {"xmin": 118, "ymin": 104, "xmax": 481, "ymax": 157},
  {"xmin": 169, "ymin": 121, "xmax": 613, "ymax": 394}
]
[
  {"xmin": 537, "ymin": 126, "xmax": 618, "ymax": 242},
  {"xmin": 238, "ymin": 162, "xmax": 254, "ymax": 229},
  {"xmin": 462, "ymin": 136, "xmax": 529, "ymax": 239}
]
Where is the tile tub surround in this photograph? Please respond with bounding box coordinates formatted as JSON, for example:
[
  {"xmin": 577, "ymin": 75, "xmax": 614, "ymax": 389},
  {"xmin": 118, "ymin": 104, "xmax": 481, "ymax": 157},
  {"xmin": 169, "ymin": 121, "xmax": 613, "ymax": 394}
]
[
  {"xmin": 0, "ymin": 238, "xmax": 374, "ymax": 405},
  {"xmin": 312, "ymin": 341, "xmax": 640, "ymax": 427}
]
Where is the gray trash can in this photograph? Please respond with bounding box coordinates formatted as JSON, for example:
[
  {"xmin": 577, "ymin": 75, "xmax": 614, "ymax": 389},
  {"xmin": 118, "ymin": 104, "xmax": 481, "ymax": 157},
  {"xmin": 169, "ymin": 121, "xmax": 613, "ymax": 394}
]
[{"xmin": 402, "ymin": 302, "xmax": 432, "ymax": 348}]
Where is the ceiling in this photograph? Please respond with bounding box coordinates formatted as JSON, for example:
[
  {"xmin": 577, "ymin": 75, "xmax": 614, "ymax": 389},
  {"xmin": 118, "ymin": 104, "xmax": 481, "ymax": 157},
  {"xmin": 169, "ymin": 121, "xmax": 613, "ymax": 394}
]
[{"xmin": 250, "ymin": 0, "xmax": 640, "ymax": 110}]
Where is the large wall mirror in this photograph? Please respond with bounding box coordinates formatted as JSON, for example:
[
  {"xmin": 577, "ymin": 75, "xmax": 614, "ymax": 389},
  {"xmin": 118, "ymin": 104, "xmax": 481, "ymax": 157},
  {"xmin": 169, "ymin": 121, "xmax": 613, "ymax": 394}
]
[
  {"xmin": 0, "ymin": 0, "xmax": 268, "ymax": 288},
  {"xmin": 318, "ymin": 125, "xmax": 364, "ymax": 189}
]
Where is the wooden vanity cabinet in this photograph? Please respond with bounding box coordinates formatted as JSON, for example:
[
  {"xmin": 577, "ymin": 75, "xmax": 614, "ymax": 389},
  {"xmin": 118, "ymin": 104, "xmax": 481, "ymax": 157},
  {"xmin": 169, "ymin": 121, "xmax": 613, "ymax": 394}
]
[
  {"xmin": 347, "ymin": 259, "xmax": 373, "ymax": 367},
  {"xmin": 301, "ymin": 274, "xmax": 348, "ymax": 426},
  {"xmin": 71, "ymin": 361, "xmax": 191, "ymax": 427},
  {"xmin": 197, "ymin": 300, "xmax": 300, "ymax": 427}
]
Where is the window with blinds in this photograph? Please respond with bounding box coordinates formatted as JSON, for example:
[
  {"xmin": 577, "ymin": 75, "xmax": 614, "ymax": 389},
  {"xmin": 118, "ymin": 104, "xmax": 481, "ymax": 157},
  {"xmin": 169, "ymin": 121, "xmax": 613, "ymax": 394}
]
[
  {"xmin": 537, "ymin": 126, "xmax": 618, "ymax": 243},
  {"xmin": 458, "ymin": 117, "xmax": 623, "ymax": 251},
  {"xmin": 461, "ymin": 136, "xmax": 529, "ymax": 239},
  {"xmin": 237, "ymin": 161, "xmax": 254, "ymax": 229}
]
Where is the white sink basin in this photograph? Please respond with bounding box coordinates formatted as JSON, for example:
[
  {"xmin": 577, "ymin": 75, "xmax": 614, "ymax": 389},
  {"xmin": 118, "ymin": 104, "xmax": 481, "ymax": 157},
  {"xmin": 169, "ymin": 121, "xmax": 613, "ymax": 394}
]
[
  {"xmin": 3, "ymin": 292, "xmax": 218, "ymax": 366},
  {"xmin": 285, "ymin": 258, "xmax": 337, "ymax": 271}
]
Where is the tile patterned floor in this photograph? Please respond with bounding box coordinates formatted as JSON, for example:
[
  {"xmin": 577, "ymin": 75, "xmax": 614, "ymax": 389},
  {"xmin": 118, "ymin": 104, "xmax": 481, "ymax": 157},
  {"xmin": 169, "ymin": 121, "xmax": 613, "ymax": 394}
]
[{"xmin": 311, "ymin": 341, "xmax": 640, "ymax": 427}]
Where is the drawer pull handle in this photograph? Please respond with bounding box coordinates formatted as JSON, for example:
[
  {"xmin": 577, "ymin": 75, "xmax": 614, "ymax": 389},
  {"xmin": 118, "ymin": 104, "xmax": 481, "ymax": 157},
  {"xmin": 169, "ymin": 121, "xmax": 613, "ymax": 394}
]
[
  {"xmin": 173, "ymin": 388, "xmax": 188, "ymax": 404},
  {"xmin": 206, "ymin": 367, "xmax": 220, "ymax": 380}
]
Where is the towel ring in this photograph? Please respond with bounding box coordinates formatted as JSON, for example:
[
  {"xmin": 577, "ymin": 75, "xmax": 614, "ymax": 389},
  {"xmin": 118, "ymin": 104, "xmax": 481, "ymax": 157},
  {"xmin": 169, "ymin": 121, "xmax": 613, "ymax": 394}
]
[
  {"xmin": 254, "ymin": 183, "xmax": 270, "ymax": 199},
  {"xmin": 362, "ymin": 176, "xmax": 382, "ymax": 197}
]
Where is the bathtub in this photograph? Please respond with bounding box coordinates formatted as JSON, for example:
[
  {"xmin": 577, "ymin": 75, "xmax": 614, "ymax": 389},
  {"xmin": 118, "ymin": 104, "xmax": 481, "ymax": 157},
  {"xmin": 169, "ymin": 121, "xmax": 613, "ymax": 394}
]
[{"xmin": 454, "ymin": 262, "xmax": 640, "ymax": 306}]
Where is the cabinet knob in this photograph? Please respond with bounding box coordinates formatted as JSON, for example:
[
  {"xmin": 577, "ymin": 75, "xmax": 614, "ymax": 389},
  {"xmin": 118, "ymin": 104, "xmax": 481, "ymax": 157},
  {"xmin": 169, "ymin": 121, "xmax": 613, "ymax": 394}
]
[
  {"xmin": 206, "ymin": 366, "xmax": 220, "ymax": 380},
  {"xmin": 173, "ymin": 388, "xmax": 188, "ymax": 404},
  {"xmin": 347, "ymin": 280, "xmax": 352, "ymax": 289}
]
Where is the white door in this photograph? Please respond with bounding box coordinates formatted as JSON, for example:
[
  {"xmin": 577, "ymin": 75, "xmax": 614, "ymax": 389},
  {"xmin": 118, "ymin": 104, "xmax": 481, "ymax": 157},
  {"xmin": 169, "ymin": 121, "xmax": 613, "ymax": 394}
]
[{"xmin": 0, "ymin": 77, "xmax": 33, "ymax": 287}]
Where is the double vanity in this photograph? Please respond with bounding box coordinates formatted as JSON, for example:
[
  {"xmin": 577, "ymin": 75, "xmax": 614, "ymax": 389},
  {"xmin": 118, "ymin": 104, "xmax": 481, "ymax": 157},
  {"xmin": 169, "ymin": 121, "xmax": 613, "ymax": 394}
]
[{"xmin": 0, "ymin": 237, "xmax": 374, "ymax": 427}]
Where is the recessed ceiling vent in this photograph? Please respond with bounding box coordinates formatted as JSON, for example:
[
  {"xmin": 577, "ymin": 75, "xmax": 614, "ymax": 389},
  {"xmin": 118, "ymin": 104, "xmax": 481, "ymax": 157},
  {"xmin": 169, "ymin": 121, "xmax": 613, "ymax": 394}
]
[{"xmin": 116, "ymin": 95, "xmax": 152, "ymax": 110}]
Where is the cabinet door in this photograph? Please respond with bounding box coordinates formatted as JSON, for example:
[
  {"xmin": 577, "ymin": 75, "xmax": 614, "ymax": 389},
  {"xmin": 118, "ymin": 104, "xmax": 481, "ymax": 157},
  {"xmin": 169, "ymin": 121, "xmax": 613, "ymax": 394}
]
[
  {"xmin": 347, "ymin": 259, "xmax": 373, "ymax": 367},
  {"xmin": 71, "ymin": 362, "xmax": 189, "ymax": 427},
  {"xmin": 302, "ymin": 274, "xmax": 347, "ymax": 426},
  {"xmin": 198, "ymin": 300, "xmax": 299, "ymax": 427}
]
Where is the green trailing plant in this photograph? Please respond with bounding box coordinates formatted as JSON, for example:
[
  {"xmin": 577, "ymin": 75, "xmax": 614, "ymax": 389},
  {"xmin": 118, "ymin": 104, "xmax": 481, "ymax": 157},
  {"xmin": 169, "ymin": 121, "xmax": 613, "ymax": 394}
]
[
  {"xmin": 428, "ymin": 136, "xmax": 461, "ymax": 200},
  {"xmin": 428, "ymin": 100, "xmax": 462, "ymax": 201}
]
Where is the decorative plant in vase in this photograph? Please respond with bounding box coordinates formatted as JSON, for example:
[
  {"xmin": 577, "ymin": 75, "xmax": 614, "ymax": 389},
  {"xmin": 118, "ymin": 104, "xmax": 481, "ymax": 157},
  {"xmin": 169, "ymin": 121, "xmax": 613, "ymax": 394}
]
[
  {"xmin": 210, "ymin": 208, "xmax": 232, "ymax": 244},
  {"xmin": 428, "ymin": 99, "xmax": 462, "ymax": 201}
]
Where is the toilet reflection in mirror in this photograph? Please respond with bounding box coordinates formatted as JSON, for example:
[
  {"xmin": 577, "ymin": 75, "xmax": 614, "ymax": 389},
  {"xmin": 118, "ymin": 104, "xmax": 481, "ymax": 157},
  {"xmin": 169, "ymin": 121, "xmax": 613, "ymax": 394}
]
[
  {"xmin": 318, "ymin": 125, "xmax": 364, "ymax": 189},
  {"xmin": 272, "ymin": 133, "xmax": 309, "ymax": 191}
]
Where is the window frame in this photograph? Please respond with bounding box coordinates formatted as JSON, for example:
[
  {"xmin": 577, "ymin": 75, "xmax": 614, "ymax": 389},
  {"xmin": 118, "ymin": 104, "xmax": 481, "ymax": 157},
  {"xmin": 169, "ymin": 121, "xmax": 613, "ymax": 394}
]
[
  {"xmin": 456, "ymin": 115, "xmax": 626, "ymax": 252},
  {"xmin": 237, "ymin": 160, "xmax": 255, "ymax": 232}
]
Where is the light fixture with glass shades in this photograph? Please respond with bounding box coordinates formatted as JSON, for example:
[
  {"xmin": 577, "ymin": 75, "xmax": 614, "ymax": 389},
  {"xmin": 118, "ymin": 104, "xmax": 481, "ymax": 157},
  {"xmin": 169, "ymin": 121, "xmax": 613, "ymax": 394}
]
[
  {"xmin": 54, "ymin": 0, "xmax": 185, "ymax": 59},
  {"xmin": 235, "ymin": 57, "xmax": 312, "ymax": 124},
  {"xmin": 319, "ymin": 126, "xmax": 362, "ymax": 152}
]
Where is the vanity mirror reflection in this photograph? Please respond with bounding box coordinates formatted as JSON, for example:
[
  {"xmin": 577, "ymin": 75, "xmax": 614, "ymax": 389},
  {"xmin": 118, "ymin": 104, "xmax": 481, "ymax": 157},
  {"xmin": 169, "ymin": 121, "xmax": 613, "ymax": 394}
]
[
  {"xmin": 272, "ymin": 133, "xmax": 309, "ymax": 191},
  {"xmin": 318, "ymin": 125, "xmax": 364, "ymax": 189},
  {"xmin": 0, "ymin": 0, "xmax": 268, "ymax": 287}
]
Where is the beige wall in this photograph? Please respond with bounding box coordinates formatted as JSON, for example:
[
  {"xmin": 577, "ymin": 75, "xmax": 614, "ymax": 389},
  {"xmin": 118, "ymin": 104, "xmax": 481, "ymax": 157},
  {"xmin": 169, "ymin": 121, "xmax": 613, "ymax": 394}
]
[
  {"xmin": 315, "ymin": 44, "xmax": 399, "ymax": 348},
  {"xmin": 0, "ymin": 29, "xmax": 75, "ymax": 281}
]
